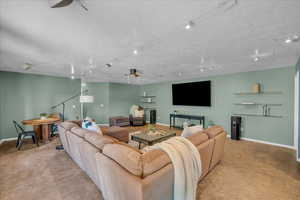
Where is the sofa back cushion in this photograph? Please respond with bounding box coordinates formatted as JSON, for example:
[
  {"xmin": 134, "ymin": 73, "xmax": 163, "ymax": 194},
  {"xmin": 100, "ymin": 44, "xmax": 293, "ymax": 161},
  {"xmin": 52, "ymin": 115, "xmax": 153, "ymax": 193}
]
[
  {"xmin": 203, "ymin": 125, "xmax": 225, "ymax": 138},
  {"xmin": 103, "ymin": 143, "xmax": 143, "ymax": 177},
  {"xmin": 58, "ymin": 121, "xmax": 79, "ymax": 131},
  {"xmin": 142, "ymin": 149, "xmax": 171, "ymax": 178},
  {"xmin": 186, "ymin": 132, "xmax": 209, "ymax": 146},
  {"xmin": 84, "ymin": 131, "xmax": 116, "ymax": 151}
]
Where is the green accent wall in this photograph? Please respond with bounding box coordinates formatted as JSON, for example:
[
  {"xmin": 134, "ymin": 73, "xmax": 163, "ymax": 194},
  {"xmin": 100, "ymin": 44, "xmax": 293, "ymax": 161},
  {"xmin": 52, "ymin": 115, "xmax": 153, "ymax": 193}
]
[
  {"xmin": 85, "ymin": 82, "xmax": 140, "ymax": 124},
  {"xmin": 0, "ymin": 71, "xmax": 81, "ymax": 139},
  {"xmin": 0, "ymin": 67, "xmax": 296, "ymax": 147},
  {"xmin": 85, "ymin": 82, "xmax": 110, "ymax": 124},
  {"xmin": 140, "ymin": 67, "xmax": 295, "ymax": 146},
  {"xmin": 108, "ymin": 83, "xmax": 140, "ymax": 117}
]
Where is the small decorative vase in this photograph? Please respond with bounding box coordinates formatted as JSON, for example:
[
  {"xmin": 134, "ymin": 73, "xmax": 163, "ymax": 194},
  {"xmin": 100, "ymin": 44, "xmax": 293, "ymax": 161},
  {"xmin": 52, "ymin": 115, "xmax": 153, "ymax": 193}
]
[{"xmin": 252, "ymin": 83, "xmax": 261, "ymax": 93}]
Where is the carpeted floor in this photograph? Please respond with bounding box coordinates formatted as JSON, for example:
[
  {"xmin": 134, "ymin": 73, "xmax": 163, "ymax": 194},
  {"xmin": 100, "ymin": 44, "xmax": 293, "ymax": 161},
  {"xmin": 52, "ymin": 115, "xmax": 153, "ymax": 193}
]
[{"xmin": 0, "ymin": 125, "xmax": 300, "ymax": 200}]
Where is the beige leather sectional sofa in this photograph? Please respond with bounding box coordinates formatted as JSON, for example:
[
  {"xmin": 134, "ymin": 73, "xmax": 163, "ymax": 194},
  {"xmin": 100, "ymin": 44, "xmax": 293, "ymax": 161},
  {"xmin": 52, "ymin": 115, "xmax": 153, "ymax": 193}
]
[{"xmin": 58, "ymin": 121, "xmax": 227, "ymax": 200}]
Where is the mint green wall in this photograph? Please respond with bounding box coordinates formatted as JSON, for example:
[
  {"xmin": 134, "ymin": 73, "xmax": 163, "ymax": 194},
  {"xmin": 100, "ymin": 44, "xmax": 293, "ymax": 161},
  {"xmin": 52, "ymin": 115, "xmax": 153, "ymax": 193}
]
[
  {"xmin": 84, "ymin": 82, "xmax": 140, "ymax": 124},
  {"xmin": 85, "ymin": 82, "xmax": 110, "ymax": 124},
  {"xmin": 0, "ymin": 71, "xmax": 81, "ymax": 139},
  {"xmin": 140, "ymin": 67, "xmax": 295, "ymax": 146},
  {"xmin": 108, "ymin": 83, "xmax": 140, "ymax": 117},
  {"xmin": 1, "ymin": 67, "xmax": 295, "ymax": 146}
]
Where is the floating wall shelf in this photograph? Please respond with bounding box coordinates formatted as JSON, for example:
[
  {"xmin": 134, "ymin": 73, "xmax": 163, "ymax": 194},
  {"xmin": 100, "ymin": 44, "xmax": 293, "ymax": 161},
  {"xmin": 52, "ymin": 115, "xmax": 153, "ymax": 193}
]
[
  {"xmin": 233, "ymin": 113, "xmax": 283, "ymax": 118},
  {"xmin": 234, "ymin": 103, "xmax": 282, "ymax": 106},
  {"xmin": 144, "ymin": 107, "xmax": 156, "ymax": 110},
  {"xmin": 234, "ymin": 91, "xmax": 283, "ymax": 95},
  {"xmin": 140, "ymin": 96, "xmax": 156, "ymax": 98},
  {"xmin": 141, "ymin": 101, "xmax": 156, "ymax": 104}
]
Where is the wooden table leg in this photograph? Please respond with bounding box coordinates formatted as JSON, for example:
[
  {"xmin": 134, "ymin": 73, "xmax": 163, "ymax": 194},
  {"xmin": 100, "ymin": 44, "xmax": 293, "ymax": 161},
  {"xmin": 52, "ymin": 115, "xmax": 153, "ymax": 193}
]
[
  {"xmin": 33, "ymin": 125, "xmax": 42, "ymax": 141},
  {"xmin": 42, "ymin": 124, "xmax": 50, "ymax": 143}
]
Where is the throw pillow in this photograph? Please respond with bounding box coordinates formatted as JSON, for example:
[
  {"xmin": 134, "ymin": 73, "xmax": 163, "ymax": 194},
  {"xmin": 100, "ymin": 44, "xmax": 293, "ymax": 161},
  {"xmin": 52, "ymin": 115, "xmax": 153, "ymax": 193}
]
[
  {"xmin": 82, "ymin": 119, "xmax": 103, "ymax": 135},
  {"xmin": 181, "ymin": 125, "xmax": 203, "ymax": 138},
  {"xmin": 134, "ymin": 109, "xmax": 144, "ymax": 117}
]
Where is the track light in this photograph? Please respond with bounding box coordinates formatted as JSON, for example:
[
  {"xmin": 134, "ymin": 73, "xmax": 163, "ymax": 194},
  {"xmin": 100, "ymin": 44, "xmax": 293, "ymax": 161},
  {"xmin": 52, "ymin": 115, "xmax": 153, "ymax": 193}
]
[
  {"xmin": 185, "ymin": 21, "xmax": 195, "ymax": 30},
  {"xmin": 71, "ymin": 64, "xmax": 75, "ymax": 74},
  {"xmin": 285, "ymin": 37, "xmax": 292, "ymax": 44},
  {"xmin": 285, "ymin": 35, "xmax": 299, "ymax": 44}
]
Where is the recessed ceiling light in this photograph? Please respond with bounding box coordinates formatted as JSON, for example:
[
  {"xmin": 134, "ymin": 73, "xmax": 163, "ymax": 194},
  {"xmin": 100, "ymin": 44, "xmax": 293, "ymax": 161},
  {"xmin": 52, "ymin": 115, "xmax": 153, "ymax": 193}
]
[
  {"xmin": 71, "ymin": 76, "xmax": 75, "ymax": 80},
  {"xmin": 133, "ymin": 49, "xmax": 138, "ymax": 55},
  {"xmin": 253, "ymin": 57, "xmax": 259, "ymax": 62},
  {"xmin": 178, "ymin": 72, "xmax": 182, "ymax": 76},
  {"xmin": 285, "ymin": 37, "xmax": 292, "ymax": 44},
  {"xmin": 200, "ymin": 68, "xmax": 205, "ymax": 72},
  {"xmin": 185, "ymin": 21, "xmax": 195, "ymax": 30}
]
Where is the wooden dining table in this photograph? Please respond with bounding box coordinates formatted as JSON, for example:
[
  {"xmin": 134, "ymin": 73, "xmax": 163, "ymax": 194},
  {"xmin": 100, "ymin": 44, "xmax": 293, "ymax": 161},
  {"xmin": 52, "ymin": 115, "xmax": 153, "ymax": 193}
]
[{"xmin": 22, "ymin": 117, "xmax": 61, "ymax": 143}]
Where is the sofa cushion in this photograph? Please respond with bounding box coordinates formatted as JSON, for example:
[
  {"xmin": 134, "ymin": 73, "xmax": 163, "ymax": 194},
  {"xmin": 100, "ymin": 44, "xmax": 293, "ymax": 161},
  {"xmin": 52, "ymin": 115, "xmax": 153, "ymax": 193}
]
[
  {"xmin": 186, "ymin": 132, "xmax": 209, "ymax": 146},
  {"xmin": 142, "ymin": 149, "xmax": 171, "ymax": 178},
  {"xmin": 58, "ymin": 121, "xmax": 79, "ymax": 131},
  {"xmin": 203, "ymin": 126, "xmax": 225, "ymax": 138},
  {"xmin": 103, "ymin": 143, "xmax": 143, "ymax": 177},
  {"xmin": 84, "ymin": 131, "xmax": 116, "ymax": 150}
]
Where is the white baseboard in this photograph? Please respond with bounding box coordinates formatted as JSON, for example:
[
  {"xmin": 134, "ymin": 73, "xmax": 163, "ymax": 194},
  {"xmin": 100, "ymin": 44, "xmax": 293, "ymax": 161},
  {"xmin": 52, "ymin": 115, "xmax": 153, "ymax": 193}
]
[
  {"xmin": 227, "ymin": 135, "xmax": 294, "ymax": 150},
  {"xmin": 0, "ymin": 137, "xmax": 17, "ymax": 145},
  {"xmin": 156, "ymin": 122, "xmax": 170, "ymax": 127}
]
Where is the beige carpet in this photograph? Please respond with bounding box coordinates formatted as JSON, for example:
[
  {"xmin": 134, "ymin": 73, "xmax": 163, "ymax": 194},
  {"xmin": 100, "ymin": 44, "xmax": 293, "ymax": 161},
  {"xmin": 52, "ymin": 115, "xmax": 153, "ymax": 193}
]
[{"xmin": 0, "ymin": 128, "xmax": 300, "ymax": 200}]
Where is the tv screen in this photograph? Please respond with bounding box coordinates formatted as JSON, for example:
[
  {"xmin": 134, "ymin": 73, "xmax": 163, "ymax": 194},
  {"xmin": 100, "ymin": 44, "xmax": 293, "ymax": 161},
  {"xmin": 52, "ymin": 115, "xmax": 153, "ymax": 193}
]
[{"xmin": 172, "ymin": 81, "xmax": 211, "ymax": 106}]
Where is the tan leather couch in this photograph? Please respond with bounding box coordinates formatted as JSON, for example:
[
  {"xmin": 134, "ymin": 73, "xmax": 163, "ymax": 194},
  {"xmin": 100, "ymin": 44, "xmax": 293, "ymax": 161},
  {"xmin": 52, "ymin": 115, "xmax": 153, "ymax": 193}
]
[{"xmin": 58, "ymin": 121, "xmax": 227, "ymax": 200}]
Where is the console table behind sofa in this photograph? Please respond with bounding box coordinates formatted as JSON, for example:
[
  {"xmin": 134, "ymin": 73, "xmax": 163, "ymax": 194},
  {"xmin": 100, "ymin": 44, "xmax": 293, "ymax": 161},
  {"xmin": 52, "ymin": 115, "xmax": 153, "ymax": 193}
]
[{"xmin": 169, "ymin": 114, "xmax": 205, "ymax": 129}]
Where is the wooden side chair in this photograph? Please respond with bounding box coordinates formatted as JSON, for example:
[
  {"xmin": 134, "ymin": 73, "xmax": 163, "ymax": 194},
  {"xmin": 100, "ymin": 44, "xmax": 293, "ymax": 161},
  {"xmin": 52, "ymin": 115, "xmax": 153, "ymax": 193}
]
[{"xmin": 13, "ymin": 120, "xmax": 39, "ymax": 150}]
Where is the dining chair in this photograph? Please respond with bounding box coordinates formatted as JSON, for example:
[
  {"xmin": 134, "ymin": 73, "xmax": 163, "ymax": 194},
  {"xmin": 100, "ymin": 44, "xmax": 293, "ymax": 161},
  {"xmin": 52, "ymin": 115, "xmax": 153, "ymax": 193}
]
[{"xmin": 13, "ymin": 120, "xmax": 39, "ymax": 150}]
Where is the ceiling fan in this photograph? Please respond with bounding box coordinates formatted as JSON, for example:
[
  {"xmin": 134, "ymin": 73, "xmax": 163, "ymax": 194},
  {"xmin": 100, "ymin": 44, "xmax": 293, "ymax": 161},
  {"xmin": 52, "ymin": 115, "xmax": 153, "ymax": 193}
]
[
  {"xmin": 49, "ymin": 0, "xmax": 88, "ymax": 11},
  {"xmin": 250, "ymin": 49, "xmax": 273, "ymax": 62},
  {"xmin": 124, "ymin": 68, "xmax": 143, "ymax": 78}
]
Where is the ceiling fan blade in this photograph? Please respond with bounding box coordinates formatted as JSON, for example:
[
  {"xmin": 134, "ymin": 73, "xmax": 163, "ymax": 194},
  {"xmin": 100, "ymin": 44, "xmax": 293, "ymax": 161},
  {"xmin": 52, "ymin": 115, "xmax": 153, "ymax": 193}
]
[
  {"xmin": 78, "ymin": 0, "xmax": 88, "ymax": 11},
  {"xmin": 51, "ymin": 0, "xmax": 74, "ymax": 8}
]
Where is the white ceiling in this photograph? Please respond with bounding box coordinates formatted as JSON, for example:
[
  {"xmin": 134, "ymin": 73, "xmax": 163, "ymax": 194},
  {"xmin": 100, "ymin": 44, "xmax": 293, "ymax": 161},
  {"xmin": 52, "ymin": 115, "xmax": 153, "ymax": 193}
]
[{"xmin": 0, "ymin": 0, "xmax": 300, "ymax": 84}]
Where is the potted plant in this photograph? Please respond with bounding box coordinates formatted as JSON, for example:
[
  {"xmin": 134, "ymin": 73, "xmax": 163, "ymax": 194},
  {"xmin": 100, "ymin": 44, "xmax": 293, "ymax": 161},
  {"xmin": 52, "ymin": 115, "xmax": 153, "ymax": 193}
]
[{"xmin": 40, "ymin": 113, "xmax": 48, "ymax": 120}]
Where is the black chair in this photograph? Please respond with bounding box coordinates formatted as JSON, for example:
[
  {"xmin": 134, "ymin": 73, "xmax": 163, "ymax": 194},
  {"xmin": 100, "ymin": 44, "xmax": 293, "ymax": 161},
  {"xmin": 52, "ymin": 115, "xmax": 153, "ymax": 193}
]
[{"xmin": 13, "ymin": 120, "xmax": 39, "ymax": 150}]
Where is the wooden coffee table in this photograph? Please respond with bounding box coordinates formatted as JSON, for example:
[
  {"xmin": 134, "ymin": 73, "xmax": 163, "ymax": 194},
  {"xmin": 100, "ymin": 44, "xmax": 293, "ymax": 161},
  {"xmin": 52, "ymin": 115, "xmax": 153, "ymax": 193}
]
[{"xmin": 131, "ymin": 130, "xmax": 176, "ymax": 149}]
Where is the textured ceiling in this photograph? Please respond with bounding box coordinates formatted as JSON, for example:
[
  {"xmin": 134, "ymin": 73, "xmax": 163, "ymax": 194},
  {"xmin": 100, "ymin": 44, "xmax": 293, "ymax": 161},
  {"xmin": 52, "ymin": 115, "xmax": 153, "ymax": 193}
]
[{"xmin": 0, "ymin": 0, "xmax": 300, "ymax": 84}]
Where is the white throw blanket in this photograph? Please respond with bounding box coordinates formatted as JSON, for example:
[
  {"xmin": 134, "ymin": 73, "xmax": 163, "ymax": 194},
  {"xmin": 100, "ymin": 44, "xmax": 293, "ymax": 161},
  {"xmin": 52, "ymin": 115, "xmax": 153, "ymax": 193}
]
[{"xmin": 145, "ymin": 136, "xmax": 202, "ymax": 200}]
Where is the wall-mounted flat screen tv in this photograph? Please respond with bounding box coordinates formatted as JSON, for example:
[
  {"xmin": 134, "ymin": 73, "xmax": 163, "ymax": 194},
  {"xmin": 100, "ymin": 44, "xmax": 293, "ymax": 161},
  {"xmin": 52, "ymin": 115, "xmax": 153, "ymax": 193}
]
[{"xmin": 172, "ymin": 81, "xmax": 211, "ymax": 106}]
